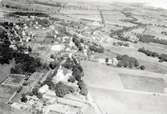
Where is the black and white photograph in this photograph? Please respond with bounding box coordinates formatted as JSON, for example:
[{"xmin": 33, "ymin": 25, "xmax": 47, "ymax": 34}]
[{"xmin": 0, "ymin": 0, "xmax": 167, "ymax": 114}]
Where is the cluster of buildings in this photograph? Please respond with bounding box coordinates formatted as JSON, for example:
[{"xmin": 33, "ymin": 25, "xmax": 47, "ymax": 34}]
[
  {"xmin": 97, "ymin": 57, "xmax": 118, "ymax": 66},
  {"xmin": 0, "ymin": 7, "xmax": 111, "ymax": 114},
  {"xmin": 9, "ymin": 64, "xmax": 94, "ymax": 114}
]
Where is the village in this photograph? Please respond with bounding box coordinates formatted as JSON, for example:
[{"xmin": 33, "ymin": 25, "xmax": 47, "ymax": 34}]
[{"xmin": 1, "ymin": 0, "xmax": 167, "ymax": 114}]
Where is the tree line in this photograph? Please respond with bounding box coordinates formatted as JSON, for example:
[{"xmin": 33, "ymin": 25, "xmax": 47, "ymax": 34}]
[
  {"xmin": 138, "ymin": 47, "xmax": 167, "ymax": 62},
  {"xmin": 137, "ymin": 34, "xmax": 167, "ymax": 45}
]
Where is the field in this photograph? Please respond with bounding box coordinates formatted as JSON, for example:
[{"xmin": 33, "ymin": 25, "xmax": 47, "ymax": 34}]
[
  {"xmin": 82, "ymin": 61, "xmax": 167, "ymax": 114},
  {"xmin": 101, "ymin": 39, "xmax": 167, "ymax": 73},
  {"xmin": 2, "ymin": 74, "xmax": 25, "ymax": 87},
  {"xmin": 0, "ymin": 86, "xmax": 17, "ymax": 101},
  {"xmin": 89, "ymin": 87, "xmax": 167, "ymax": 114},
  {"xmin": 119, "ymin": 74, "xmax": 167, "ymax": 93}
]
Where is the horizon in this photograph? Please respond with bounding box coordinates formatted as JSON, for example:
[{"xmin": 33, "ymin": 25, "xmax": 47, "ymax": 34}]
[{"xmin": 73, "ymin": 0, "xmax": 167, "ymax": 9}]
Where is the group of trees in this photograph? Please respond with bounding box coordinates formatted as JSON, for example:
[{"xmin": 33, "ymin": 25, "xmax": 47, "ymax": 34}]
[
  {"xmin": 11, "ymin": 53, "xmax": 42, "ymax": 74},
  {"xmin": 116, "ymin": 55, "xmax": 145, "ymax": 70},
  {"xmin": 7, "ymin": 12, "xmax": 49, "ymax": 17},
  {"xmin": 138, "ymin": 47, "xmax": 167, "ymax": 62},
  {"xmin": 21, "ymin": 86, "xmax": 42, "ymax": 103},
  {"xmin": 113, "ymin": 41, "xmax": 129, "ymax": 47},
  {"xmin": 0, "ymin": 31, "xmax": 13, "ymax": 64},
  {"xmin": 159, "ymin": 54, "xmax": 167, "ymax": 62},
  {"xmin": 72, "ymin": 35, "xmax": 104, "ymax": 53},
  {"xmin": 137, "ymin": 34, "xmax": 167, "ymax": 45},
  {"xmin": 77, "ymin": 80, "xmax": 88, "ymax": 96},
  {"xmin": 72, "ymin": 35, "xmax": 83, "ymax": 51},
  {"xmin": 62, "ymin": 57, "xmax": 84, "ymax": 82},
  {"xmin": 45, "ymin": 56, "xmax": 88, "ymax": 97},
  {"xmin": 161, "ymin": 31, "xmax": 167, "ymax": 36},
  {"xmin": 89, "ymin": 42, "xmax": 104, "ymax": 53},
  {"xmin": 55, "ymin": 82, "xmax": 75, "ymax": 97},
  {"xmin": 0, "ymin": 22, "xmax": 17, "ymax": 64},
  {"xmin": 62, "ymin": 57, "xmax": 88, "ymax": 96},
  {"xmin": 138, "ymin": 47, "xmax": 159, "ymax": 57},
  {"xmin": 42, "ymin": 68, "xmax": 75, "ymax": 98}
]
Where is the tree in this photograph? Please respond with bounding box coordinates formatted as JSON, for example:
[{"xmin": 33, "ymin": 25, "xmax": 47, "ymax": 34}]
[
  {"xmin": 49, "ymin": 61, "xmax": 59, "ymax": 69},
  {"xmin": 77, "ymin": 80, "xmax": 88, "ymax": 96},
  {"xmin": 21, "ymin": 94, "xmax": 28, "ymax": 103},
  {"xmin": 55, "ymin": 82, "xmax": 74, "ymax": 97},
  {"xmin": 68, "ymin": 76, "xmax": 76, "ymax": 83},
  {"xmin": 28, "ymin": 46, "xmax": 32, "ymax": 52},
  {"xmin": 72, "ymin": 66, "xmax": 84, "ymax": 81},
  {"xmin": 134, "ymin": 59, "xmax": 139, "ymax": 67},
  {"xmin": 80, "ymin": 87, "xmax": 88, "ymax": 96},
  {"xmin": 32, "ymin": 86, "xmax": 42, "ymax": 99},
  {"xmin": 62, "ymin": 58, "xmax": 75, "ymax": 69},
  {"xmin": 159, "ymin": 54, "xmax": 167, "ymax": 62},
  {"xmin": 116, "ymin": 55, "xmax": 140, "ymax": 69},
  {"xmin": 105, "ymin": 58, "xmax": 109, "ymax": 65},
  {"xmin": 89, "ymin": 44, "xmax": 104, "ymax": 53},
  {"xmin": 11, "ymin": 63, "xmax": 24, "ymax": 74},
  {"xmin": 140, "ymin": 65, "xmax": 145, "ymax": 70}
]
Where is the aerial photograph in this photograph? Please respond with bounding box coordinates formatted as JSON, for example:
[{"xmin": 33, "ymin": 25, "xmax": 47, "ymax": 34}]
[{"xmin": 0, "ymin": 0, "xmax": 167, "ymax": 114}]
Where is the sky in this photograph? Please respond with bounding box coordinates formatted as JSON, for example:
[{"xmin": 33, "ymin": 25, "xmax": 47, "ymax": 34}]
[{"xmin": 81, "ymin": 0, "xmax": 167, "ymax": 9}]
